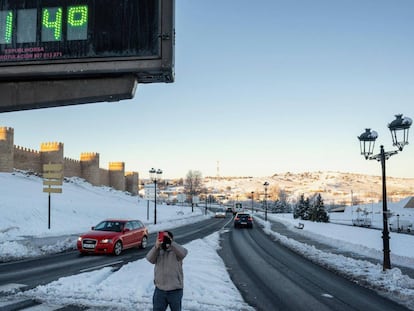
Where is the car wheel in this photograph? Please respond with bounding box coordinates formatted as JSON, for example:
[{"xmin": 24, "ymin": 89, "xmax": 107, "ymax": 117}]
[
  {"xmin": 113, "ymin": 241, "xmax": 123, "ymax": 256},
  {"xmin": 140, "ymin": 236, "xmax": 148, "ymax": 249}
]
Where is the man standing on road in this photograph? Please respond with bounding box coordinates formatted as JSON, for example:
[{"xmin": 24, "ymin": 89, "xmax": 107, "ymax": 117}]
[{"xmin": 146, "ymin": 231, "xmax": 188, "ymax": 311}]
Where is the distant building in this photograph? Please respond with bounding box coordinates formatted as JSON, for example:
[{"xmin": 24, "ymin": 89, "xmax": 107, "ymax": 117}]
[{"xmin": 403, "ymin": 197, "xmax": 414, "ymax": 208}]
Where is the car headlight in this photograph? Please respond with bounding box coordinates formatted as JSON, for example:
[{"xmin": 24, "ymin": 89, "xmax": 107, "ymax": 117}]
[
  {"xmin": 77, "ymin": 237, "xmax": 82, "ymax": 242},
  {"xmin": 100, "ymin": 239, "xmax": 113, "ymax": 244}
]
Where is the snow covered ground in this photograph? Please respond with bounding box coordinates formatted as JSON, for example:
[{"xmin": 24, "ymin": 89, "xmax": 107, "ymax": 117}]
[{"xmin": 1, "ymin": 171, "xmax": 414, "ymax": 310}]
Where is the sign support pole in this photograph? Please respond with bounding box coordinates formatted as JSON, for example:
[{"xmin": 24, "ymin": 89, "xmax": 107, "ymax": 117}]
[
  {"xmin": 43, "ymin": 163, "xmax": 63, "ymax": 230},
  {"xmin": 48, "ymin": 192, "xmax": 51, "ymax": 230},
  {"xmin": 147, "ymin": 200, "xmax": 149, "ymax": 221}
]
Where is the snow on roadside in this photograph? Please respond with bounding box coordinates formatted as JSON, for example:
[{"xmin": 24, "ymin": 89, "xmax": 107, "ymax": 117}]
[
  {"xmin": 21, "ymin": 233, "xmax": 254, "ymax": 311},
  {"xmin": 255, "ymin": 217, "xmax": 414, "ymax": 310}
]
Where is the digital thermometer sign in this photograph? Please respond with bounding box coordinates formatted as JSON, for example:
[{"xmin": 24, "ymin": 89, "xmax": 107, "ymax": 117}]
[
  {"xmin": 0, "ymin": 5, "xmax": 88, "ymax": 45},
  {"xmin": 0, "ymin": 0, "xmax": 174, "ymax": 83},
  {"xmin": 0, "ymin": 0, "xmax": 159, "ymax": 61},
  {"xmin": 0, "ymin": 0, "xmax": 174, "ymax": 113}
]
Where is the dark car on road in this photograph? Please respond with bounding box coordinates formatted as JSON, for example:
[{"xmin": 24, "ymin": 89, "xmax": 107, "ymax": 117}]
[
  {"xmin": 234, "ymin": 212, "xmax": 253, "ymax": 229},
  {"xmin": 77, "ymin": 219, "xmax": 148, "ymax": 256}
]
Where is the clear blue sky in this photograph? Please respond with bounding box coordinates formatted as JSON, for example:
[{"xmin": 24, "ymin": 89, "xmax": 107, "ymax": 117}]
[{"xmin": 1, "ymin": 0, "xmax": 414, "ymax": 180}]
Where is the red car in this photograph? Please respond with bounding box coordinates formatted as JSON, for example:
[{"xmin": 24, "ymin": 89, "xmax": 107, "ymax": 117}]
[{"xmin": 77, "ymin": 219, "xmax": 148, "ymax": 256}]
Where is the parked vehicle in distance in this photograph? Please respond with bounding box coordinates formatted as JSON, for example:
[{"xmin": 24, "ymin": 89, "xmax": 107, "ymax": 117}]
[
  {"xmin": 234, "ymin": 212, "xmax": 253, "ymax": 229},
  {"xmin": 215, "ymin": 208, "xmax": 226, "ymax": 218},
  {"xmin": 352, "ymin": 218, "xmax": 371, "ymax": 228},
  {"xmin": 77, "ymin": 219, "xmax": 148, "ymax": 256},
  {"xmin": 389, "ymin": 218, "xmax": 412, "ymax": 233}
]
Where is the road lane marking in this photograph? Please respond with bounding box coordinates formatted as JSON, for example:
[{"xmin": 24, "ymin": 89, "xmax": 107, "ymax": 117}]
[
  {"xmin": 79, "ymin": 260, "xmax": 124, "ymax": 273},
  {"xmin": 321, "ymin": 293, "xmax": 334, "ymax": 298}
]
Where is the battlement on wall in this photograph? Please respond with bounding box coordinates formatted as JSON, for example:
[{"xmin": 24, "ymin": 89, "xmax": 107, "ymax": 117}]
[
  {"xmin": 64, "ymin": 157, "xmax": 80, "ymax": 164},
  {"xmin": 0, "ymin": 127, "xmax": 13, "ymax": 131},
  {"xmin": 0, "ymin": 127, "xmax": 13, "ymax": 140},
  {"xmin": 81, "ymin": 152, "xmax": 99, "ymax": 161},
  {"xmin": 15, "ymin": 145, "xmax": 40, "ymax": 154},
  {"xmin": 40, "ymin": 142, "xmax": 63, "ymax": 152},
  {"xmin": 109, "ymin": 162, "xmax": 125, "ymax": 171}
]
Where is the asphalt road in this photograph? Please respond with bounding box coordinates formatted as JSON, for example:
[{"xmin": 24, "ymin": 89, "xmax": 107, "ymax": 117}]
[
  {"xmin": 218, "ymin": 223, "xmax": 409, "ymax": 311},
  {"xmin": 0, "ymin": 214, "xmax": 409, "ymax": 310}
]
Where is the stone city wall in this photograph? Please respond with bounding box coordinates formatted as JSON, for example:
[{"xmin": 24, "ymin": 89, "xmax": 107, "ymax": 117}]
[
  {"xmin": 99, "ymin": 168, "xmax": 110, "ymax": 187},
  {"xmin": 0, "ymin": 127, "xmax": 138, "ymax": 195},
  {"xmin": 64, "ymin": 157, "xmax": 81, "ymax": 177},
  {"xmin": 14, "ymin": 146, "xmax": 41, "ymax": 173}
]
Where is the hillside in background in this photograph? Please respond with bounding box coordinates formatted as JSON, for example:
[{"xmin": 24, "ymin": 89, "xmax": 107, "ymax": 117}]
[{"xmin": 204, "ymin": 171, "xmax": 414, "ymax": 206}]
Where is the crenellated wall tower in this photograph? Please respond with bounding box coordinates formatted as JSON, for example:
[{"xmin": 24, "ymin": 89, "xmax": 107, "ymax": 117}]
[
  {"xmin": 126, "ymin": 171, "xmax": 139, "ymax": 195},
  {"xmin": 40, "ymin": 142, "xmax": 64, "ymax": 168},
  {"xmin": 80, "ymin": 152, "xmax": 100, "ymax": 186},
  {"xmin": 109, "ymin": 162, "xmax": 125, "ymax": 191},
  {"xmin": 0, "ymin": 127, "xmax": 14, "ymax": 172}
]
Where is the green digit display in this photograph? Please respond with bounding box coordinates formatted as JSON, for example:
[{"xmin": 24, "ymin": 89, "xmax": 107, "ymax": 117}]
[
  {"xmin": 0, "ymin": 11, "xmax": 13, "ymax": 44},
  {"xmin": 42, "ymin": 7, "xmax": 63, "ymax": 41},
  {"xmin": 0, "ymin": 5, "xmax": 89, "ymax": 45},
  {"xmin": 67, "ymin": 5, "xmax": 88, "ymax": 40}
]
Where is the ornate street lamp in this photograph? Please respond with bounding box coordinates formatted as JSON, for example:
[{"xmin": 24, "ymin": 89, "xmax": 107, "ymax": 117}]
[
  {"xmin": 358, "ymin": 114, "xmax": 412, "ymax": 270},
  {"xmin": 358, "ymin": 128, "xmax": 378, "ymax": 159},
  {"xmin": 263, "ymin": 182, "xmax": 269, "ymax": 221},
  {"xmin": 149, "ymin": 168, "xmax": 163, "ymax": 225},
  {"xmin": 388, "ymin": 114, "xmax": 412, "ymax": 151}
]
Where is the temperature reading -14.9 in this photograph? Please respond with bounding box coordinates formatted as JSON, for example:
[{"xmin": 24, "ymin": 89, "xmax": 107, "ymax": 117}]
[{"xmin": 0, "ymin": 5, "xmax": 88, "ymax": 44}]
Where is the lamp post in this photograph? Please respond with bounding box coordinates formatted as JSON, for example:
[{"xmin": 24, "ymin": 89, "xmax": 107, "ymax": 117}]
[
  {"xmin": 149, "ymin": 168, "xmax": 163, "ymax": 225},
  {"xmin": 205, "ymin": 191, "xmax": 208, "ymax": 215},
  {"xmin": 397, "ymin": 214, "xmax": 400, "ymax": 233},
  {"xmin": 251, "ymin": 191, "xmax": 254, "ymax": 213},
  {"xmin": 358, "ymin": 114, "xmax": 412, "ymax": 270},
  {"xmin": 263, "ymin": 182, "xmax": 269, "ymax": 221}
]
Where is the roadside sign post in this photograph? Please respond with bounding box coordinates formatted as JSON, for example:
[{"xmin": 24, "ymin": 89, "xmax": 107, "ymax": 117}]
[
  {"xmin": 43, "ymin": 163, "xmax": 63, "ymax": 229},
  {"xmin": 177, "ymin": 193, "xmax": 186, "ymax": 207},
  {"xmin": 147, "ymin": 200, "xmax": 150, "ymax": 221},
  {"xmin": 177, "ymin": 193, "xmax": 186, "ymax": 206},
  {"xmin": 192, "ymin": 195, "xmax": 199, "ymax": 213},
  {"xmin": 144, "ymin": 185, "xmax": 155, "ymax": 221}
]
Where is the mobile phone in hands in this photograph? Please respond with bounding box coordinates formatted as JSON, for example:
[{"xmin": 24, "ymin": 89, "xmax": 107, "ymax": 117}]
[{"xmin": 158, "ymin": 231, "xmax": 164, "ymax": 242}]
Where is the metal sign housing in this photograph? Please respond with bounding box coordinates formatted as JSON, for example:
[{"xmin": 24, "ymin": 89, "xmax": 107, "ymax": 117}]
[{"xmin": 0, "ymin": 0, "xmax": 174, "ymax": 112}]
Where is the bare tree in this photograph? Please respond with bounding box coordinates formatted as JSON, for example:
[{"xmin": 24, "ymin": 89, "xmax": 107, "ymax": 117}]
[
  {"xmin": 184, "ymin": 170, "xmax": 203, "ymax": 211},
  {"xmin": 268, "ymin": 185, "xmax": 280, "ymax": 201}
]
